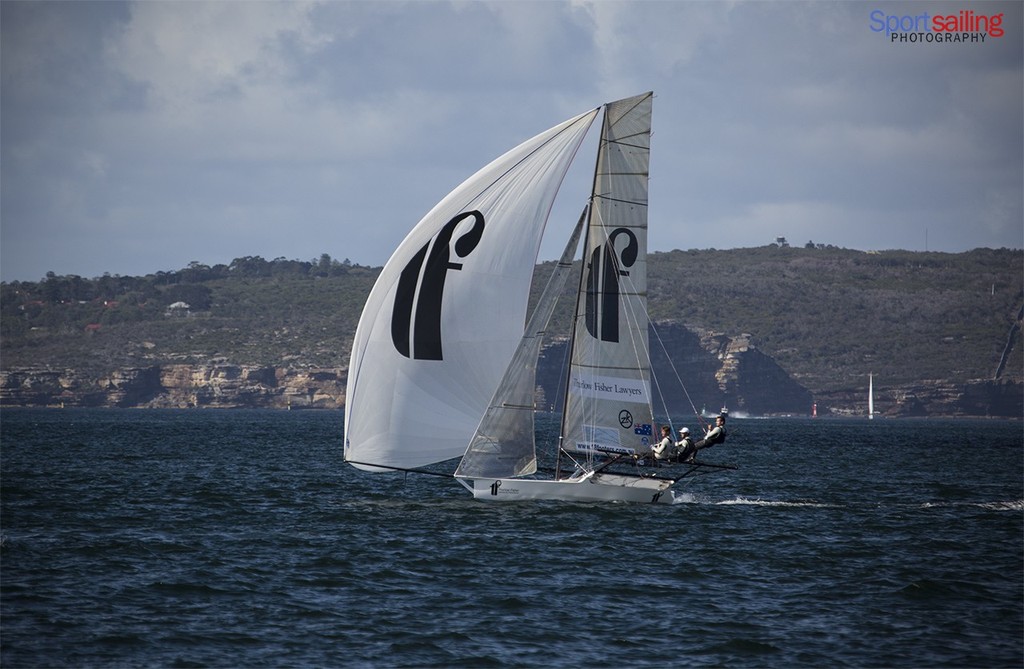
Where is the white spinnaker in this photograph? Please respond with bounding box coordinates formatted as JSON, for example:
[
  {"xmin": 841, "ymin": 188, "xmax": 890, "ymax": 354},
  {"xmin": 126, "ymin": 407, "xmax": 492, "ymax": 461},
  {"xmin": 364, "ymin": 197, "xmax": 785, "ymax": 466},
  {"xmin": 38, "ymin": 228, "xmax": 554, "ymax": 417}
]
[
  {"xmin": 562, "ymin": 93, "xmax": 653, "ymax": 458},
  {"xmin": 345, "ymin": 109, "xmax": 599, "ymax": 470}
]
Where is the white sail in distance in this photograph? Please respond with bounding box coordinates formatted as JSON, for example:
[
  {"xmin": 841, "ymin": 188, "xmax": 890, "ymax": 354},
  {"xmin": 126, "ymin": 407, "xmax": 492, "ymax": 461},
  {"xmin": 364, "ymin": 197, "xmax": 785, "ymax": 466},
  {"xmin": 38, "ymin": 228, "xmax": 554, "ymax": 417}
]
[{"xmin": 869, "ymin": 373, "xmax": 874, "ymax": 419}]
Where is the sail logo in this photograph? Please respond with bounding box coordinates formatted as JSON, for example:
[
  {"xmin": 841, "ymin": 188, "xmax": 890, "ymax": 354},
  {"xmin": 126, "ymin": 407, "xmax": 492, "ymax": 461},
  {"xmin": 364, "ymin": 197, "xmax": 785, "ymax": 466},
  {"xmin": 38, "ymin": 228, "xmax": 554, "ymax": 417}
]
[
  {"xmin": 489, "ymin": 480, "xmax": 519, "ymax": 496},
  {"xmin": 869, "ymin": 9, "xmax": 1005, "ymax": 43},
  {"xmin": 391, "ymin": 211, "xmax": 485, "ymax": 360},
  {"xmin": 585, "ymin": 227, "xmax": 638, "ymax": 342}
]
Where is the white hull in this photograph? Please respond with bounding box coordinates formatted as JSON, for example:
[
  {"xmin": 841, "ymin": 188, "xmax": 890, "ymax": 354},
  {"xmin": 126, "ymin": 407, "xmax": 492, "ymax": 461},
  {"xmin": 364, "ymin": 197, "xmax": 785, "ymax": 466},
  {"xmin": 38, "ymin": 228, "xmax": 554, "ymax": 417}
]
[{"xmin": 457, "ymin": 471, "xmax": 677, "ymax": 504}]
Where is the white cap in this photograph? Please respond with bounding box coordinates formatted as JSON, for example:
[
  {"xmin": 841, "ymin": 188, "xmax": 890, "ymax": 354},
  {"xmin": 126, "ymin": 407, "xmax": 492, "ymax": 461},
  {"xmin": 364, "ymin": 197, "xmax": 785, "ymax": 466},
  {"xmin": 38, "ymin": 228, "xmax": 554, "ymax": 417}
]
[{"xmin": 679, "ymin": 427, "xmax": 690, "ymax": 434}]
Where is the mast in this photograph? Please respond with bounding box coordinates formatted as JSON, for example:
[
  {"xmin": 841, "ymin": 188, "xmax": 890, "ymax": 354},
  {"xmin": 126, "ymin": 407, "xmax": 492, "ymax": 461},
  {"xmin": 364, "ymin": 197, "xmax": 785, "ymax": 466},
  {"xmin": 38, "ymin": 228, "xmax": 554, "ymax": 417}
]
[{"xmin": 556, "ymin": 92, "xmax": 653, "ymax": 476}]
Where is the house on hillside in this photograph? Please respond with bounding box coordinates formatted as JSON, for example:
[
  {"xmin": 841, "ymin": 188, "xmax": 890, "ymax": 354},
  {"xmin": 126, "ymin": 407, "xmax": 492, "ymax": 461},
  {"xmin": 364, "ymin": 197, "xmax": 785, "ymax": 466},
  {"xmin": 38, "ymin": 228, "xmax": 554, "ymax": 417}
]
[{"xmin": 165, "ymin": 301, "xmax": 191, "ymax": 317}]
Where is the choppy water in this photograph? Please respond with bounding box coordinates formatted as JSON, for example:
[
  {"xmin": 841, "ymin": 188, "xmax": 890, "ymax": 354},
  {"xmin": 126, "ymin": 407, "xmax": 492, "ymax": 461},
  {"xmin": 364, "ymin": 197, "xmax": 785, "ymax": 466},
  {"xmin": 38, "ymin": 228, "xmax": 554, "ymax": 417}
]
[{"xmin": 1, "ymin": 409, "xmax": 1021, "ymax": 668}]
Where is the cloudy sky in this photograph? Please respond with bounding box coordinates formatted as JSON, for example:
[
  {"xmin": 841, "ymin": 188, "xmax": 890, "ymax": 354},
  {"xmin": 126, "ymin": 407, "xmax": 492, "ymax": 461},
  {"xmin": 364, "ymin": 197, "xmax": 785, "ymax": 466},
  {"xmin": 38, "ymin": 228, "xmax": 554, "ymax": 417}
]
[{"xmin": 2, "ymin": 1, "xmax": 1021, "ymax": 282}]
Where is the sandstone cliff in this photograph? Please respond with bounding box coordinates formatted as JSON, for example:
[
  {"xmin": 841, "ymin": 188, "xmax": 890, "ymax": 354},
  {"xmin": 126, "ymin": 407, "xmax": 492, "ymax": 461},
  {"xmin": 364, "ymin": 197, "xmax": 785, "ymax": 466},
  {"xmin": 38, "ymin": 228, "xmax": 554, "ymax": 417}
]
[
  {"xmin": 0, "ymin": 364, "xmax": 344, "ymax": 409},
  {"xmin": 2, "ymin": 320, "xmax": 1019, "ymax": 418}
]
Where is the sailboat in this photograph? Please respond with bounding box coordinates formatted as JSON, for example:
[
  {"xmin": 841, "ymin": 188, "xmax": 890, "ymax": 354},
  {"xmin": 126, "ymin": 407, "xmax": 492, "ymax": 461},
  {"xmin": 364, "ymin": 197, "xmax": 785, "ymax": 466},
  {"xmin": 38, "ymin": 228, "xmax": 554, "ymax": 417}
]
[
  {"xmin": 868, "ymin": 373, "xmax": 875, "ymax": 420},
  {"xmin": 344, "ymin": 92, "xmax": 716, "ymax": 503}
]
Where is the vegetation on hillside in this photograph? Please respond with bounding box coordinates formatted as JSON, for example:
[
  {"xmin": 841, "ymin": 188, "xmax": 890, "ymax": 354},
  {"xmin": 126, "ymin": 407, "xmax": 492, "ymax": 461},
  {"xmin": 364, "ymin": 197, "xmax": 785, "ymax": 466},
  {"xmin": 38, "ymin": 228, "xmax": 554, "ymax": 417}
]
[
  {"xmin": 1, "ymin": 255, "xmax": 378, "ymax": 376},
  {"xmin": 647, "ymin": 246, "xmax": 1022, "ymax": 390},
  {"xmin": 2, "ymin": 247, "xmax": 1021, "ymax": 395}
]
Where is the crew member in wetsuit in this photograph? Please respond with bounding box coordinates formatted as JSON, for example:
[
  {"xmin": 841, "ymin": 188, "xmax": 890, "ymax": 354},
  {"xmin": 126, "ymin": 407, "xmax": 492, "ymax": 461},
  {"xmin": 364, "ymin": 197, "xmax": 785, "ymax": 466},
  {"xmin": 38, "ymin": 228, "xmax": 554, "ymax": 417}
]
[
  {"xmin": 693, "ymin": 415, "xmax": 727, "ymax": 454},
  {"xmin": 651, "ymin": 425, "xmax": 676, "ymax": 464},
  {"xmin": 674, "ymin": 427, "xmax": 695, "ymax": 462}
]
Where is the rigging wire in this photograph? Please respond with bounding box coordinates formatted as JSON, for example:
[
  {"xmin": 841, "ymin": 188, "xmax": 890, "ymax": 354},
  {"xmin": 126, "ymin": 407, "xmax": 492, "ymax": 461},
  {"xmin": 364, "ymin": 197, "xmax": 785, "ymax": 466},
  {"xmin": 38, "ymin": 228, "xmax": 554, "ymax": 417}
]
[{"xmin": 648, "ymin": 324, "xmax": 711, "ymax": 432}]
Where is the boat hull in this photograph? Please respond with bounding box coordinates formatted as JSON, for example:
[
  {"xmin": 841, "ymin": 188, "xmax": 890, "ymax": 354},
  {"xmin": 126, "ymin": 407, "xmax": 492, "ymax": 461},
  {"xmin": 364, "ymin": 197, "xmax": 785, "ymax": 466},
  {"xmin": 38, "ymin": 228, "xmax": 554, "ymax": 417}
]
[{"xmin": 458, "ymin": 472, "xmax": 677, "ymax": 504}]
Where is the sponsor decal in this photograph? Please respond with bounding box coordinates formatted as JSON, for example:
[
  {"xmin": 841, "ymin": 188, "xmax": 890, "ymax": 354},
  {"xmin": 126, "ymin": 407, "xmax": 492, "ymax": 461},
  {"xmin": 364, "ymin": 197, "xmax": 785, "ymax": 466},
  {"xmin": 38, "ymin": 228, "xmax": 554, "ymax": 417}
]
[
  {"xmin": 570, "ymin": 374, "xmax": 650, "ymax": 401},
  {"xmin": 489, "ymin": 480, "xmax": 520, "ymax": 496},
  {"xmin": 572, "ymin": 424, "xmax": 635, "ymax": 455},
  {"xmin": 575, "ymin": 443, "xmax": 637, "ymax": 456}
]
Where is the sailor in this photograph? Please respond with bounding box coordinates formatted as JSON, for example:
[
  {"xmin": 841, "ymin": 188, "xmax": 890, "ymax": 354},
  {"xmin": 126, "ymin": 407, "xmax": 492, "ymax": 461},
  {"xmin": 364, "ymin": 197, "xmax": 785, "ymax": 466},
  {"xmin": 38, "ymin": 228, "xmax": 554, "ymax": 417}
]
[
  {"xmin": 651, "ymin": 426, "xmax": 676, "ymax": 463},
  {"xmin": 693, "ymin": 415, "xmax": 727, "ymax": 454},
  {"xmin": 675, "ymin": 427, "xmax": 696, "ymax": 462}
]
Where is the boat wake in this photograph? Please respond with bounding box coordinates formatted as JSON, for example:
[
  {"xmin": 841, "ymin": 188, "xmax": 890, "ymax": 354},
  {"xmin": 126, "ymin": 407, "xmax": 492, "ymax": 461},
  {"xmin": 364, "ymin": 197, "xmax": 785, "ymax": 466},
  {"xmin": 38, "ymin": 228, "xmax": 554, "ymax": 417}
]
[
  {"xmin": 715, "ymin": 497, "xmax": 838, "ymax": 508},
  {"xmin": 920, "ymin": 499, "xmax": 1024, "ymax": 512},
  {"xmin": 707, "ymin": 498, "xmax": 1024, "ymax": 511}
]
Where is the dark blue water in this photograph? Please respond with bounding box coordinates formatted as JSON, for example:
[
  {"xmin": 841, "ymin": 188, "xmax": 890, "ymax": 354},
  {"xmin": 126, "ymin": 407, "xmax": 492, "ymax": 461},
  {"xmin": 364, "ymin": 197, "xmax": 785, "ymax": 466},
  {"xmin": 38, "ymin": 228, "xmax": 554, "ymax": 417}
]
[{"xmin": 2, "ymin": 409, "xmax": 1021, "ymax": 668}]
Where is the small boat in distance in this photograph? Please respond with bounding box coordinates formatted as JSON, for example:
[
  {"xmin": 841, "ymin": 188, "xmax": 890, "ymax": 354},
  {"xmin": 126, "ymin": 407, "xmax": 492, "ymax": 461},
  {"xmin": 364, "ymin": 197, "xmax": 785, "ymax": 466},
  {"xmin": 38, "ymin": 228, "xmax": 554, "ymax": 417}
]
[
  {"xmin": 701, "ymin": 404, "xmax": 729, "ymax": 419},
  {"xmin": 344, "ymin": 93, "xmax": 731, "ymax": 503}
]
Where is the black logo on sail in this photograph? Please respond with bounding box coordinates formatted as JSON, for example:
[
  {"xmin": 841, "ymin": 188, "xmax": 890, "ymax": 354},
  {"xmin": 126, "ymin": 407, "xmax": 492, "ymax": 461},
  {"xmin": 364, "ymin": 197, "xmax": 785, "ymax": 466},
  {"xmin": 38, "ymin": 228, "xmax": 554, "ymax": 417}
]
[
  {"xmin": 585, "ymin": 228, "xmax": 638, "ymax": 343},
  {"xmin": 391, "ymin": 211, "xmax": 485, "ymax": 360}
]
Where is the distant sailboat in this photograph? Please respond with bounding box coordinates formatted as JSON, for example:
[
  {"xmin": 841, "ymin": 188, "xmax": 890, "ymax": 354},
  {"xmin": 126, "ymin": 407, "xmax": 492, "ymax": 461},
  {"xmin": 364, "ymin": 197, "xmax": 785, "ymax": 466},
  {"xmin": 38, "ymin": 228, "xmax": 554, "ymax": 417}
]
[
  {"xmin": 344, "ymin": 93, "xmax": 729, "ymax": 503},
  {"xmin": 868, "ymin": 373, "xmax": 875, "ymax": 420}
]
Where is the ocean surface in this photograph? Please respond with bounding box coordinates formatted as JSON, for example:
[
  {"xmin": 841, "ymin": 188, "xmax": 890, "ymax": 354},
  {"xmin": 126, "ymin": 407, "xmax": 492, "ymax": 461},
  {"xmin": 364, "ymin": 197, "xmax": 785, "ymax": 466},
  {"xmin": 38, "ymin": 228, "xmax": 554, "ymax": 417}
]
[{"xmin": 1, "ymin": 409, "xmax": 1021, "ymax": 668}]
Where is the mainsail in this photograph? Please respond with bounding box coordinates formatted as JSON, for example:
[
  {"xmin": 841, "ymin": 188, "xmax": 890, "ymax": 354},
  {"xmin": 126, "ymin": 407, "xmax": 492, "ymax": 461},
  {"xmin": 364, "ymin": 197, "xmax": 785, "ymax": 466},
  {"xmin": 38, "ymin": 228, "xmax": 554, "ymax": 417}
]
[
  {"xmin": 560, "ymin": 93, "xmax": 653, "ymax": 459},
  {"xmin": 345, "ymin": 108, "xmax": 598, "ymax": 470}
]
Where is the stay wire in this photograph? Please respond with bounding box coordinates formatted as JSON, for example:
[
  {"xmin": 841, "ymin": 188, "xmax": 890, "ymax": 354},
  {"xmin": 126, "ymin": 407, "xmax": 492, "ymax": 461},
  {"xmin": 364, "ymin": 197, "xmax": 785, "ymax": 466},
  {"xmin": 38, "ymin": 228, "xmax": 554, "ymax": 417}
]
[{"xmin": 648, "ymin": 323, "xmax": 710, "ymax": 432}]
